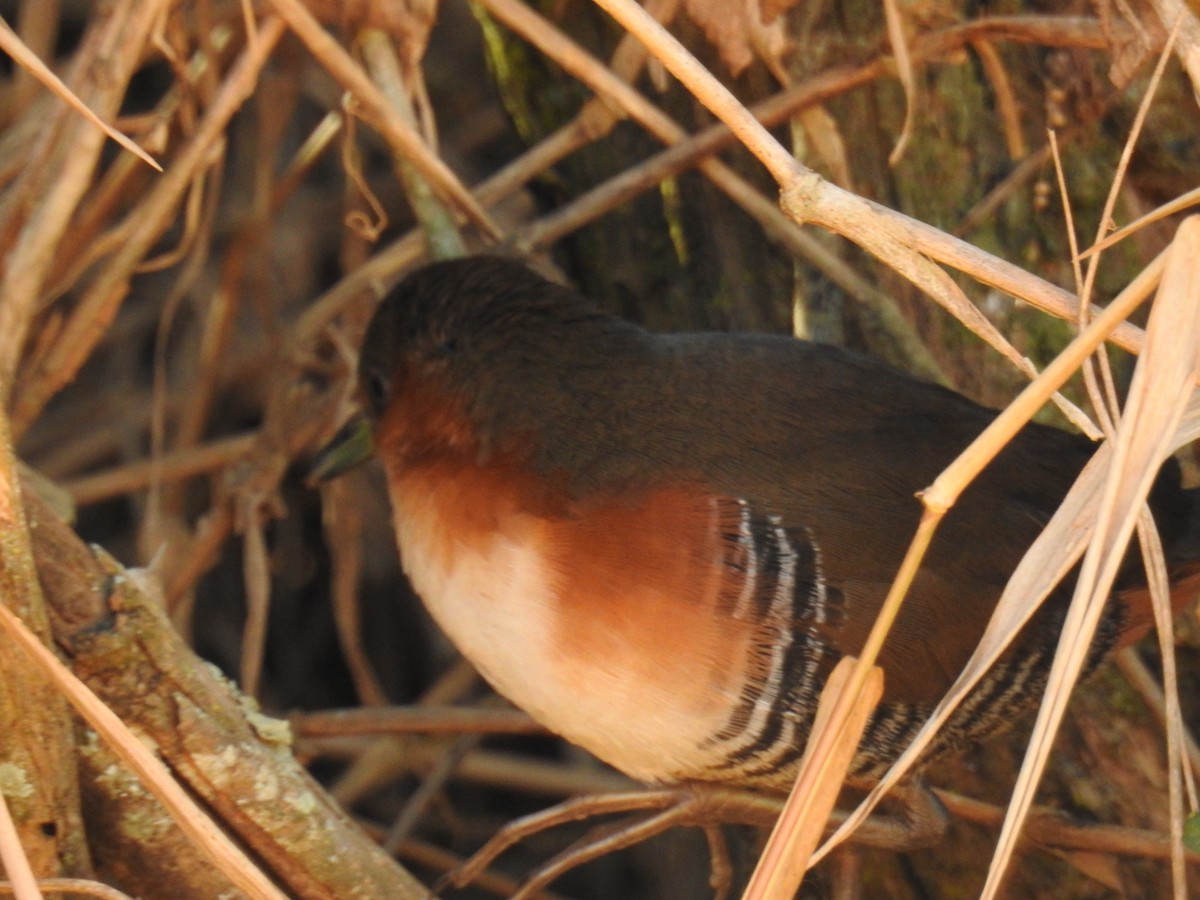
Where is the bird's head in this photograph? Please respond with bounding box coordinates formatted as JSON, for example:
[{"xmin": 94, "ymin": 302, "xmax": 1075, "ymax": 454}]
[{"xmin": 312, "ymin": 256, "xmax": 611, "ymax": 481}]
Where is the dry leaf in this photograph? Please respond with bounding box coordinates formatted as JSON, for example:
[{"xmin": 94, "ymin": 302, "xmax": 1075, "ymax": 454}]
[
  {"xmin": 1056, "ymin": 849, "xmax": 1125, "ymax": 891},
  {"xmin": 682, "ymin": 0, "xmax": 799, "ymax": 76}
]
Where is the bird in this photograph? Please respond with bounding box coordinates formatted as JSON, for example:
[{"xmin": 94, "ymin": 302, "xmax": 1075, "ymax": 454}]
[{"xmin": 314, "ymin": 254, "xmax": 1200, "ymax": 790}]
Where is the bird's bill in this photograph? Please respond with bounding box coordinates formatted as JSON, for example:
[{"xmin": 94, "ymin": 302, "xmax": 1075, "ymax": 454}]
[{"xmin": 309, "ymin": 416, "xmax": 375, "ymax": 483}]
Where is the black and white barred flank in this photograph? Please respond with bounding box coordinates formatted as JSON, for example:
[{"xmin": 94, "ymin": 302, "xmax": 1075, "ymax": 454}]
[
  {"xmin": 695, "ymin": 497, "xmax": 1127, "ymax": 783},
  {"xmin": 701, "ymin": 497, "xmax": 842, "ymax": 782}
]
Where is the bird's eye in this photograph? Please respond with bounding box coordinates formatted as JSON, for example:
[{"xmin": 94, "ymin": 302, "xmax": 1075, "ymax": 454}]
[{"xmin": 364, "ymin": 368, "xmax": 390, "ymax": 413}]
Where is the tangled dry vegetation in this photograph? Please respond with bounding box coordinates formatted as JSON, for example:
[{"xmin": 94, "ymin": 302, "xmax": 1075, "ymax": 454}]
[{"xmin": 1, "ymin": 0, "xmax": 1199, "ymax": 897}]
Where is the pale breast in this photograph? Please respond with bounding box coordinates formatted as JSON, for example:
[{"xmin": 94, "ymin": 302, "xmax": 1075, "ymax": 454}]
[{"xmin": 385, "ymin": 461, "xmax": 784, "ymax": 784}]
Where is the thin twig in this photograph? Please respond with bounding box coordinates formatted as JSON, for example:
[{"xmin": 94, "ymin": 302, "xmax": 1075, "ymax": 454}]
[{"xmin": 0, "ymin": 14, "xmax": 160, "ymax": 170}]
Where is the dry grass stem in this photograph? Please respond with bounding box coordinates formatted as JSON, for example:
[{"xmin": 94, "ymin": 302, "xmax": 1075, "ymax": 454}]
[
  {"xmin": 1083, "ymin": 184, "xmax": 1200, "ymax": 258},
  {"xmin": 589, "ymin": 0, "xmax": 800, "ymax": 185},
  {"xmin": 882, "ymin": 0, "xmax": 917, "ymax": 166},
  {"xmin": 0, "ymin": 790, "xmax": 40, "ymax": 900},
  {"xmin": 1149, "ymin": 1, "xmax": 1200, "ymax": 90},
  {"xmin": 264, "ymin": 0, "xmax": 498, "ymax": 237},
  {"xmin": 0, "ymin": 879, "xmax": 133, "ymax": 899},
  {"xmin": 321, "ymin": 477, "xmax": 389, "ymax": 707},
  {"xmin": 982, "ymin": 217, "xmax": 1200, "ymax": 898},
  {"xmin": 1049, "ymin": 128, "xmax": 1119, "ymax": 436},
  {"xmin": 1116, "ymin": 648, "xmax": 1200, "ymax": 779},
  {"xmin": 359, "ymin": 29, "xmax": 466, "ymax": 258},
  {"xmin": 970, "ymin": 39, "xmax": 1027, "ymax": 160},
  {"xmin": 11, "ymin": 15, "xmax": 287, "ymax": 436},
  {"xmin": 1138, "ymin": 514, "xmax": 1190, "ymax": 896},
  {"xmin": 0, "ymin": 1, "xmax": 170, "ymax": 400},
  {"xmin": 64, "ymin": 433, "xmax": 257, "ymax": 506},
  {"xmin": 743, "ymin": 658, "xmax": 883, "ymax": 899},
  {"xmin": 0, "ymin": 16, "xmax": 160, "ymax": 172}
]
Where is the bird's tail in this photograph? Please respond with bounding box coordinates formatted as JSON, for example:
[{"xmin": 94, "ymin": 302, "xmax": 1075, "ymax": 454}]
[{"xmin": 1115, "ymin": 485, "xmax": 1200, "ymax": 647}]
